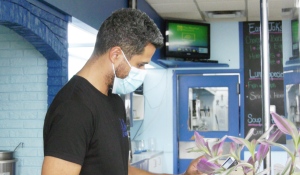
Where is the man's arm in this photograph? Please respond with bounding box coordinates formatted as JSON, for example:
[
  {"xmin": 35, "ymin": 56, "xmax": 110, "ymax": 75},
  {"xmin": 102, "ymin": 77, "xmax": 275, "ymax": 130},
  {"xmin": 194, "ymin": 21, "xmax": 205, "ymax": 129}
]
[
  {"xmin": 129, "ymin": 156, "xmax": 203, "ymax": 175},
  {"xmin": 129, "ymin": 165, "xmax": 172, "ymax": 175},
  {"xmin": 128, "ymin": 165, "xmax": 155, "ymax": 175},
  {"xmin": 42, "ymin": 156, "xmax": 81, "ymax": 175}
]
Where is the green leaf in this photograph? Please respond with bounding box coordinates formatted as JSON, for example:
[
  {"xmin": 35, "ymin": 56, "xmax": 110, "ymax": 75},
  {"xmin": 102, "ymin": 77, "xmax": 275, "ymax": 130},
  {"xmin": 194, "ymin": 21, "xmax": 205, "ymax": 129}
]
[
  {"xmin": 228, "ymin": 136, "xmax": 251, "ymax": 151},
  {"xmin": 245, "ymin": 128, "xmax": 256, "ymax": 140},
  {"xmin": 258, "ymin": 124, "xmax": 275, "ymax": 140},
  {"xmin": 263, "ymin": 140, "xmax": 294, "ymax": 159},
  {"xmin": 281, "ymin": 158, "xmax": 292, "ymax": 175}
]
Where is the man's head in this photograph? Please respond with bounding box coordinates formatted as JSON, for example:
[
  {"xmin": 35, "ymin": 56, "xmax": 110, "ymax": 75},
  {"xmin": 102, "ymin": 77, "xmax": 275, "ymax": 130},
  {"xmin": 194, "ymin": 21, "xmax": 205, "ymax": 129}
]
[{"xmin": 93, "ymin": 8, "xmax": 164, "ymax": 59}]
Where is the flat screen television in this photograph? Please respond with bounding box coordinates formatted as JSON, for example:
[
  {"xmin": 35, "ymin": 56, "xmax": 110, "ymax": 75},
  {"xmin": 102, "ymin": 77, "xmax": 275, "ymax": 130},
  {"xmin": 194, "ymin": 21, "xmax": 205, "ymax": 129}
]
[
  {"xmin": 165, "ymin": 20, "xmax": 210, "ymax": 61},
  {"xmin": 291, "ymin": 19, "xmax": 299, "ymax": 58}
]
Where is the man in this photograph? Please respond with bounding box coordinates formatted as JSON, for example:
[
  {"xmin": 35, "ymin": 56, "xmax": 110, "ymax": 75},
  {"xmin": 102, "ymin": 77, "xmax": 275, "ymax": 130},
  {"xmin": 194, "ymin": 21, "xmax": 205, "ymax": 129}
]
[{"xmin": 42, "ymin": 8, "xmax": 202, "ymax": 175}]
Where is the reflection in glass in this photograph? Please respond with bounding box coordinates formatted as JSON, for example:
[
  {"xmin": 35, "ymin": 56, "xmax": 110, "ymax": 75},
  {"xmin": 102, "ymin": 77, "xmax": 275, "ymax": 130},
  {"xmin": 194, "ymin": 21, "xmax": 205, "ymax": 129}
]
[
  {"xmin": 188, "ymin": 87, "xmax": 228, "ymax": 131},
  {"xmin": 286, "ymin": 84, "xmax": 300, "ymax": 129},
  {"xmin": 281, "ymin": 0, "xmax": 300, "ymax": 130},
  {"xmin": 120, "ymin": 94, "xmax": 132, "ymax": 128}
]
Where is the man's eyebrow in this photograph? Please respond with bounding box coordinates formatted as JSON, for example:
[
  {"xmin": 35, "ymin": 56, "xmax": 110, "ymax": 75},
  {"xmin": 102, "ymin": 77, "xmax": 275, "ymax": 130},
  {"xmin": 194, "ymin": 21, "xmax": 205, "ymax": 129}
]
[{"xmin": 140, "ymin": 62, "xmax": 149, "ymax": 65}]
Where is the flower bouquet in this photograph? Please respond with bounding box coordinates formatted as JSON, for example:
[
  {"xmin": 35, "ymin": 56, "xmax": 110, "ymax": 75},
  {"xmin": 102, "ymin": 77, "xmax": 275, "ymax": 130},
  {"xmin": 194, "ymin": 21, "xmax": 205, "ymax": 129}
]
[{"xmin": 190, "ymin": 112, "xmax": 300, "ymax": 175}]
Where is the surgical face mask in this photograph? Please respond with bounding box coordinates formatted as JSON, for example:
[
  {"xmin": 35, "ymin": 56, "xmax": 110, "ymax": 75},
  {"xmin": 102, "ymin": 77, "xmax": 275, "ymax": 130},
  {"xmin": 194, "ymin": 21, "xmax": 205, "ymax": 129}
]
[{"xmin": 112, "ymin": 50, "xmax": 147, "ymax": 94}]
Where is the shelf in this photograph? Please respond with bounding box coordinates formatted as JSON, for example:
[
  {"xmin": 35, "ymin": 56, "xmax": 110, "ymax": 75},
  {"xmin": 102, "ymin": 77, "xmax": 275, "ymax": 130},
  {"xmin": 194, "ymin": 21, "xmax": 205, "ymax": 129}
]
[
  {"xmin": 157, "ymin": 59, "xmax": 229, "ymax": 68},
  {"xmin": 286, "ymin": 58, "xmax": 300, "ymax": 65}
]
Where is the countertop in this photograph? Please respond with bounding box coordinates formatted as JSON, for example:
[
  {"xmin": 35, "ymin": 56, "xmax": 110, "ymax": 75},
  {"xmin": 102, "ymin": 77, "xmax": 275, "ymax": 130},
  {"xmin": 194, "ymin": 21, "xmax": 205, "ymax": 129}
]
[{"xmin": 130, "ymin": 151, "xmax": 163, "ymax": 165}]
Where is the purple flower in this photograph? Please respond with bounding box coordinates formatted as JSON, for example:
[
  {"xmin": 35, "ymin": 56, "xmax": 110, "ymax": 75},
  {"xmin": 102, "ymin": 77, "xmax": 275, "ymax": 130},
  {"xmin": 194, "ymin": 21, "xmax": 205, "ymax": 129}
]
[
  {"xmin": 194, "ymin": 131, "xmax": 208, "ymax": 148},
  {"xmin": 267, "ymin": 128, "xmax": 283, "ymax": 143},
  {"xmin": 271, "ymin": 112, "xmax": 298, "ymax": 139},
  {"xmin": 256, "ymin": 143, "xmax": 269, "ymax": 163},
  {"xmin": 192, "ymin": 112, "xmax": 300, "ymax": 175},
  {"xmin": 227, "ymin": 136, "xmax": 249, "ymax": 150},
  {"xmin": 211, "ymin": 135, "xmax": 227, "ymax": 157},
  {"xmin": 197, "ymin": 157, "xmax": 221, "ymax": 174},
  {"xmin": 243, "ymin": 156, "xmax": 255, "ymax": 173},
  {"xmin": 194, "ymin": 131, "xmax": 210, "ymax": 155},
  {"xmin": 228, "ymin": 128, "xmax": 255, "ymax": 152}
]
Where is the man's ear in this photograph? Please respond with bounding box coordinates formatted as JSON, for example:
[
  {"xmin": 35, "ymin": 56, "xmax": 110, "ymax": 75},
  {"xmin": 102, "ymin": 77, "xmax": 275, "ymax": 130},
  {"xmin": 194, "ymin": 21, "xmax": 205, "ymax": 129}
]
[{"xmin": 108, "ymin": 46, "xmax": 122, "ymax": 64}]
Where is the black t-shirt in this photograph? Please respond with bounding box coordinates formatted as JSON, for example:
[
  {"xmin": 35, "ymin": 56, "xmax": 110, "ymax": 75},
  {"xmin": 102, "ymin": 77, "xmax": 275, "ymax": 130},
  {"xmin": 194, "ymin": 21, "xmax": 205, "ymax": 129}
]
[{"xmin": 43, "ymin": 75, "xmax": 129, "ymax": 175}]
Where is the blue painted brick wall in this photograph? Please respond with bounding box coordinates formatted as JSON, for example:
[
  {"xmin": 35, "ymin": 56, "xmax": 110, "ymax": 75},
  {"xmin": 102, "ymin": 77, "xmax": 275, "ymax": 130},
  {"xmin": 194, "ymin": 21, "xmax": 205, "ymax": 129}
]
[
  {"xmin": 0, "ymin": 0, "xmax": 69, "ymax": 106},
  {"xmin": 0, "ymin": 25, "xmax": 47, "ymax": 175},
  {"xmin": 0, "ymin": 0, "xmax": 69, "ymax": 174}
]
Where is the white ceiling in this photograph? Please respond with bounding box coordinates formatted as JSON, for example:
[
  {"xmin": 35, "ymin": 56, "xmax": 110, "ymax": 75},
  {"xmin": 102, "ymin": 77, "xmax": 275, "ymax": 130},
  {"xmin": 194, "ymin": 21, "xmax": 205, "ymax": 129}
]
[{"xmin": 145, "ymin": 0, "xmax": 297, "ymax": 22}]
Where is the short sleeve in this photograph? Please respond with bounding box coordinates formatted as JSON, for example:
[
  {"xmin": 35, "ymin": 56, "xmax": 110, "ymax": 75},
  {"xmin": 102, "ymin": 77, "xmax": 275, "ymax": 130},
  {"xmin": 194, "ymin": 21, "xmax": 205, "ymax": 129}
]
[{"xmin": 44, "ymin": 100, "xmax": 94, "ymax": 165}]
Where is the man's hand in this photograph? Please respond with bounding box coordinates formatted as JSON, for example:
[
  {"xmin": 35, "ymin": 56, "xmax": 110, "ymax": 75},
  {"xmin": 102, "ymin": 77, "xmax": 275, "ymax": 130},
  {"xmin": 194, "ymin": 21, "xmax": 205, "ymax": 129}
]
[{"xmin": 183, "ymin": 156, "xmax": 204, "ymax": 175}]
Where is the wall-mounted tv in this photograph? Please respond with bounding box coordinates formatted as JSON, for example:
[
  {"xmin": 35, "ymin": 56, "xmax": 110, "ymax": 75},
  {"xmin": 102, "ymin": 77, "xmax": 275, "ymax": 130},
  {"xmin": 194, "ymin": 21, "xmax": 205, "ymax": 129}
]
[
  {"xmin": 165, "ymin": 20, "xmax": 210, "ymax": 61},
  {"xmin": 291, "ymin": 19, "xmax": 299, "ymax": 58}
]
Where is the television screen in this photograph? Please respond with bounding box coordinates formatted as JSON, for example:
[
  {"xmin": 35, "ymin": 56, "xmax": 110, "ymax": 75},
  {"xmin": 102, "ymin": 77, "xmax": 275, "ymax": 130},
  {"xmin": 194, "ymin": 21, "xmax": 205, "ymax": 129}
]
[
  {"xmin": 291, "ymin": 19, "xmax": 299, "ymax": 58},
  {"xmin": 165, "ymin": 20, "xmax": 210, "ymax": 60}
]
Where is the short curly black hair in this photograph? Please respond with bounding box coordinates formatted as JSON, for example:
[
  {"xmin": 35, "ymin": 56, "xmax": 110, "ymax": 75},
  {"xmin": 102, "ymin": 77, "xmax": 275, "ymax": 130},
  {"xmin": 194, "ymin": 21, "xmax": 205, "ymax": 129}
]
[{"xmin": 92, "ymin": 8, "xmax": 164, "ymax": 59}]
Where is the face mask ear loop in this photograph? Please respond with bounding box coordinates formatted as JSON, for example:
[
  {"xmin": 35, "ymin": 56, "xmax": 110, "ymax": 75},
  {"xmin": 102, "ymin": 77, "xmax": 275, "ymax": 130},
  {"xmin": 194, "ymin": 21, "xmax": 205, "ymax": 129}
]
[
  {"xmin": 112, "ymin": 63, "xmax": 116, "ymax": 76},
  {"xmin": 121, "ymin": 50, "xmax": 132, "ymax": 68}
]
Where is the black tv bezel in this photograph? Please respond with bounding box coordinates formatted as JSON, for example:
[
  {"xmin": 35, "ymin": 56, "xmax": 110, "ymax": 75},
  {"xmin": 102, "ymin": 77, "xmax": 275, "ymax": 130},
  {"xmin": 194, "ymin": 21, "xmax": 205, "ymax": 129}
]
[{"xmin": 164, "ymin": 20, "xmax": 211, "ymax": 60}]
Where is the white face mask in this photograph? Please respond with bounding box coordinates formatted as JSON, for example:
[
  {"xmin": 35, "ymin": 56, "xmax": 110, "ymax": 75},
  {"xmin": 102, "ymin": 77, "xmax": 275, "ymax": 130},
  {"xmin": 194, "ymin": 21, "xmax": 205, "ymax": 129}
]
[{"xmin": 112, "ymin": 50, "xmax": 147, "ymax": 94}]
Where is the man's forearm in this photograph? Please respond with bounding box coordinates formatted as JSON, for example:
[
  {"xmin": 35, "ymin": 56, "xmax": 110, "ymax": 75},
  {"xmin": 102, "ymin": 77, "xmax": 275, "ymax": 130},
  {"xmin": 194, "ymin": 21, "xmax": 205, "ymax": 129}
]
[{"xmin": 128, "ymin": 165, "xmax": 184, "ymax": 175}]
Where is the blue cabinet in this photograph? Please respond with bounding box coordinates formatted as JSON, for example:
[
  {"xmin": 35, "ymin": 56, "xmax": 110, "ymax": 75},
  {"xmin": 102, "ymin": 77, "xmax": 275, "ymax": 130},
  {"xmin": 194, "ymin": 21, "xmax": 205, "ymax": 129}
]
[{"xmin": 173, "ymin": 71, "xmax": 240, "ymax": 174}]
